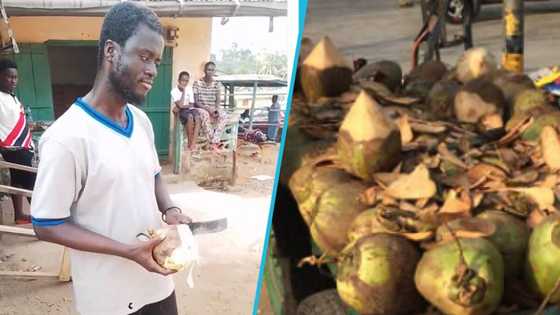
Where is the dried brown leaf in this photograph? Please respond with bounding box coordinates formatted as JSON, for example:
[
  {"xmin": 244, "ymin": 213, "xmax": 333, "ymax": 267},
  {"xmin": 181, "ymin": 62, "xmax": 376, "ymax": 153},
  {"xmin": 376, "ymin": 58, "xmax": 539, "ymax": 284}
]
[
  {"xmin": 373, "ymin": 173, "xmax": 400, "ymax": 187},
  {"xmin": 437, "ymin": 218, "xmax": 496, "ymax": 243},
  {"xmin": 438, "ymin": 143, "xmax": 468, "ymax": 169},
  {"xmin": 541, "ymin": 125, "xmax": 560, "ymax": 171},
  {"xmin": 400, "ymin": 201, "xmax": 422, "ymax": 212},
  {"xmin": 505, "ymin": 187, "xmax": 555, "ymax": 210},
  {"xmin": 398, "ymin": 115, "xmax": 414, "ymax": 145},
  {"xmin": 409, "ymin": 121, "xmax": 447, "ymax": 134},
  {"xmin": 401, "ymin": 231, "xmax": 434, "ymax": 241},
  {"xmin": 497, "ymin": 116, "xmax": 534, "ymax": 145},
  {"xmin": 539, "ymin": 174, "xmax": 558, "ymax": 189},
  {"xmin": 416, "ymin": 198, "xmax": 430, "ymax": 208},
  {"xmin": 439, "ymin": 190, "xmax": 472, "ymax": 216},
  {"xmin": 385, "ymin": 164, "xmax": 437, "ymax": 200},
  {"xmin": 527, "ymin": 209, "xmax": 546, "ymax": 229},
  {"xmin": 360, "ymin": 187, "xmax": 380, "ymax": 206},
  {"xmin": 467, "ymin": 163, "xmax": 506, "ymax": 185}
]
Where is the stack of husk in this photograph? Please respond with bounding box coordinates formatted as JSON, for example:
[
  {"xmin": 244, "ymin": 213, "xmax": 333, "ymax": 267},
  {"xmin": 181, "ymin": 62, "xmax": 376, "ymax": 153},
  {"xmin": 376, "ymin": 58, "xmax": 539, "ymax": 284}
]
[{"xmin": 287, "ymin": 37, "xmax": 560, "ymax": 315}]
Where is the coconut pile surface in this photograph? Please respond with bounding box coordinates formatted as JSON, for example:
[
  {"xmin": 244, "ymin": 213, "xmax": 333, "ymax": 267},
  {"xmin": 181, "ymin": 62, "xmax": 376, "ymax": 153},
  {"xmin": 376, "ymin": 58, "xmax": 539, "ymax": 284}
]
[{"xmin": 287, "ymin": 37, "xmax": 560, "ymax": 315}]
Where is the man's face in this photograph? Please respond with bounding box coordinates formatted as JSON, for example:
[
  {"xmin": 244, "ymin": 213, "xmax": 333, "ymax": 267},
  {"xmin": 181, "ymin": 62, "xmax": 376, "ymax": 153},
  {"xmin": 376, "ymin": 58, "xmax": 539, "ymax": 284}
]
[
  {"xmin": 0, "ymin": 68, "xmax": 18, "ymax": 94},
  {"xmin": 108, "ymin": 24, "xmax": 164, "ymax": 105},
  {"xmin": 205, "ymin": 64, "xmax": 216, "ymax": 78},
  {"xmin": 178, "ymin": 74, "xmax": 189, "ymax": 90}
]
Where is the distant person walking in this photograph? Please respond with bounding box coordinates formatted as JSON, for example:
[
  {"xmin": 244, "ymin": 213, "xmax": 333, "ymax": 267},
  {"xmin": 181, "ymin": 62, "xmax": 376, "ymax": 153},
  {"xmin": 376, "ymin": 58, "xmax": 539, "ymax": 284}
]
[{"xmin": 267, "ymin": 95, "xmax": 281, "ymax": 142}]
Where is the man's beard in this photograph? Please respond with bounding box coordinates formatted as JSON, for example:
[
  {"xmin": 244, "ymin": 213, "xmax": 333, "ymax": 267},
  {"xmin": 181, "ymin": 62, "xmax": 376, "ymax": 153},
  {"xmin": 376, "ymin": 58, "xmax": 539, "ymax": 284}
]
[{"xmin": 109, "ymin": 59, "xmax": 145, "ymax": 106}]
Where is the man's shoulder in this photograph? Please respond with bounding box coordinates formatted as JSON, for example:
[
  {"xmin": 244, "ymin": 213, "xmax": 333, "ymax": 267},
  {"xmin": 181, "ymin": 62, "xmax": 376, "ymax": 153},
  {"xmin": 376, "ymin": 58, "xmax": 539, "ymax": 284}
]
[
  {"xmin": 40, "ymin": 105, "xmax": 87, "ymax": 147},
  {"xmin": 128, "ymin": 105, "xmax": 153, "ymax": 130},
  {"xmin": 0, "ymin": 91, "xmax": 17, "ymax": 105}
]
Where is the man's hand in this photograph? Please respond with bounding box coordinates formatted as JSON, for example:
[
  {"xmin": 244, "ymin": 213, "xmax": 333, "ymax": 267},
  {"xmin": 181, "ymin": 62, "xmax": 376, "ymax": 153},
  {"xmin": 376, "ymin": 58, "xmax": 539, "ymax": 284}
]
[
  {"xmin": 172, "ymin": 105, "xmax": 179, "ymax": 114},
  {"xmin": 164, "ymin": 208, "xmax": 193, "ymax": 225},
  {"xmin": 127, "ymin": 237, "xmax": 176, "ymax": 276}
]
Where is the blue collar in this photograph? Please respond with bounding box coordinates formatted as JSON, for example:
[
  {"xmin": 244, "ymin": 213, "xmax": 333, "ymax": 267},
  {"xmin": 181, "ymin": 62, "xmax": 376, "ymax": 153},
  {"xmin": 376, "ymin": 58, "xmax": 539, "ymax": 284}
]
[{"xmin": 74, "ymin": 97, "xmax": 134, "ymax": 138}]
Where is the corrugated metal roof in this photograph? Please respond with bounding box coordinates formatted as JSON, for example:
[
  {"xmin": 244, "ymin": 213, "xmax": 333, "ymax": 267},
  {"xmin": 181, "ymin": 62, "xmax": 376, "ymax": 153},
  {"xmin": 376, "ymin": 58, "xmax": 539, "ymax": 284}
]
[
  {"xmin": 2, "ymin": 0, "xmax": 287, "ymax": 17},
  {"xmin": 217, "ymin": 74, "xmax": 287, "ymax": 87}
]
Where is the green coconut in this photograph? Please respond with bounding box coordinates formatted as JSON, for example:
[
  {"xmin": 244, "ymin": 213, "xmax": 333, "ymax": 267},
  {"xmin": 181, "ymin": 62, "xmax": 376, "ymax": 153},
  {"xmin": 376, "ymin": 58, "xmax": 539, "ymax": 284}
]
[
  {"xmin": 336, "ymin": 234, "xmax": 424, "ymax": 315},
  {"xmin": 512, "ymin": 89, "xmax": 548, "ymax": 116},
  {"xmin": 526, "ymin": 215, "xmax": 560, "ymax": 303},
  {"xmin": 520, "ymin": 111, "xmax": 560, "ymax": 142},
  {"xmin": 309, "ymin": 179, "xmax": 369, "ymax": 254},
  {"xmin": 403, "ymin": 60, "xmax": 448, "ymax": 99},
  {"xmin": 454, "ymin": 78, "xmax": 506, "ymax": 130},
  {"xmin": 415, "ymin": 238, "xmax": 504, "ymax": 315},
  {"xmin": 477, "ymin": 211, "xmax": 530, "ymax": 279},
  {"xmin": 491, "ymin": 69, "xmax": 535, "ymax": 110},
  {"xmin": 289, "ymin": 162, "xmax": 355, "ymax": 226},
  {"xmin": 505, "ymin": 104, "xmax": 556, "ymax": 132},
  {"xmin": 354, "ymin": 60, "xmax": 402, "ymax": 93},
  {"xmin": 279, "ymin": 117, "xmax": 334, "ymax": 187},
  {"xmin": 337, "ymin": 91, "xmax": 402, "ymax": 181},
  {"xmin": 426, "ymin": 80, "xmax": 461, "ymax": 120},
  {"xmin": 347, "ymin": 208, "xmax": 385, "ymax": 243},
  {"xmin": 301, "ymin": 37, "xmax": 353, "ymax": 102},
  {"xmin": 456, "ymin": 47, "xmax": 498, "ymax": 84}
]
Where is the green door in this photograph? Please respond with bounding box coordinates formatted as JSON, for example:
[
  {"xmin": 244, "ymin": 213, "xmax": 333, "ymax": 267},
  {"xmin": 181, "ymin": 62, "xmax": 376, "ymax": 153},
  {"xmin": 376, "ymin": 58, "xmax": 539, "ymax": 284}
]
[
  {"xmin": 144, "ymin": 47, "xmax": 172, "ymax": 158},
  {"xmin": 9, "ymin": 43, "xmax": 55, "ymax": 122},
  {"xmin": 6, "ymin": 42, "xmax": 171, "ymax": 158}
]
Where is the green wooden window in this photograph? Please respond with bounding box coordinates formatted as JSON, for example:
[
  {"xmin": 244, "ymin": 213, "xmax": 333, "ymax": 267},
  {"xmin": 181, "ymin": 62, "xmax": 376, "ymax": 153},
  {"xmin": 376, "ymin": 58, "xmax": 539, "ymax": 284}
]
[
  {"xmin": 144, "ymin": 47, "xmax": 172, "ymax": 158},
  {"xmin": 8, "ymin": 43, "xmax": 55, "ymax": 122}
]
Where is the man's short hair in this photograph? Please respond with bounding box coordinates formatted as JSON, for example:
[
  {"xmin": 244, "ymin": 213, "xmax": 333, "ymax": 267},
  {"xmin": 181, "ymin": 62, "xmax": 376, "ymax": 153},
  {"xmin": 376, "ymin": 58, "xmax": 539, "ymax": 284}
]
[
  {"xmin": 272, "ymin": 94, "xmax": 279, "ymax": 102},
  {"xmin": 97, "ymin": 2, "xmax": 163, "ymax": 67},
  {"xmin": 204, "ymin": 61, "xmax": 216, "ymax": 71},
  {"xmin": 179, "ymin": 71, "xmax": 190, "ymax": 79},
  {"xmin": 0, "ymin": 59, "xmax": 17, "ymax": 74}
]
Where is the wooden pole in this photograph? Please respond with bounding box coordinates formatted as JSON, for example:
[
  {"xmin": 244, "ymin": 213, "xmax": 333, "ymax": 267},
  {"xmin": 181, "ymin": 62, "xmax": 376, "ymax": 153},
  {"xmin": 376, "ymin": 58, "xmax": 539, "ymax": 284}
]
[{"xmin": 248, "ymin": 81, "xmax": 258, "ymax": 130}]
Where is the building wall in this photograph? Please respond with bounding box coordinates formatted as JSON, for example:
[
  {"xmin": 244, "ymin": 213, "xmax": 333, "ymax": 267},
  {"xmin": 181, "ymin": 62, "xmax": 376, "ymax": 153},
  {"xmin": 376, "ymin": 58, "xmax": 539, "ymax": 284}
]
[
  {"xmin": 10, "ymin": 16, "xmax": 213, "ymax": 86},
  {"xmin": 10, "ymin": 16, "xmax": 212, "ymax": 160}
]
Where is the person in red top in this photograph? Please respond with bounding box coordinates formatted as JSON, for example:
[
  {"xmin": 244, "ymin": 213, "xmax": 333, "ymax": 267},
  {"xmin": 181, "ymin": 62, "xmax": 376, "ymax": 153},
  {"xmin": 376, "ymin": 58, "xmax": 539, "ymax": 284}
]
[{"xmin": 0, "ymin": 59, "xmax": 36, "ymax": 224}]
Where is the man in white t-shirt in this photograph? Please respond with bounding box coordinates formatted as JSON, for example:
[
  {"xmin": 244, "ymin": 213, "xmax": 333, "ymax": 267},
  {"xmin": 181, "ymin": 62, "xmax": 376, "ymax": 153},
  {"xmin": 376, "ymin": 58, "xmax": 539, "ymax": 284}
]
[
  {"xmin": 0, "ymin": 59, "xmax": 36, "ymax": 224},
  {"xmin": 170, "ymin": 71, "xmax": 200, "ymax": 150},
  {"xmin": 30, "ymin": 3, "xmax": 191, "ymax": 315}
]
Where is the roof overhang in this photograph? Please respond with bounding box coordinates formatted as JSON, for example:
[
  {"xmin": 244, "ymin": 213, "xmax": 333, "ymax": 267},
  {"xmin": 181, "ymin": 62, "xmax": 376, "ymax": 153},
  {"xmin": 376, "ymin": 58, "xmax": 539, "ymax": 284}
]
[
  {"xmin": 217, "ymin": 74, "xmax": 287, "ymax": 87},
  {"xmin": 2, "ymin": 1, "xmax": 287, "ymax": 17}
]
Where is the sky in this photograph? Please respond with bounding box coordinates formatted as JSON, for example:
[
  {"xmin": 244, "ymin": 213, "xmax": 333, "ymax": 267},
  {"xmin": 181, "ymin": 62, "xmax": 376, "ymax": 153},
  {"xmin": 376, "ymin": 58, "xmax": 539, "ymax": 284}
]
[
  {"xmin": 211, "ymin": 16, "xmax": 289, "ymax": 56},
  {"xmin": 210, "ymin": 0, "xmax": 300, "ymax": 81}
]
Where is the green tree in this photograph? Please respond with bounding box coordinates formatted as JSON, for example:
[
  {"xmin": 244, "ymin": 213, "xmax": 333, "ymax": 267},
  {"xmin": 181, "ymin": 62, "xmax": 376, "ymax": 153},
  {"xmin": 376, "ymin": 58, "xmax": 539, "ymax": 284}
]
[
  {"xmin": 256, "ymin": 51, "xmax": 288, "ymax": 79},
  {"xmin": 216, "ymin": 43, "xmax": 287, "ymax": 78},
  {"xmin": 217, "ymin": 43, "xmax": 257, "ymax": 74}
]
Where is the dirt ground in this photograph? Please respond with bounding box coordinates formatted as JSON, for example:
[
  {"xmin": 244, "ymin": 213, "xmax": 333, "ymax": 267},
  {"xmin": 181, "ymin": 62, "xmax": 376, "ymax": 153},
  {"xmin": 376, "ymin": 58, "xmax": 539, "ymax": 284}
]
[{"xmin": 0, "ymin": 143, "xmax": 280, "ymax": 315}]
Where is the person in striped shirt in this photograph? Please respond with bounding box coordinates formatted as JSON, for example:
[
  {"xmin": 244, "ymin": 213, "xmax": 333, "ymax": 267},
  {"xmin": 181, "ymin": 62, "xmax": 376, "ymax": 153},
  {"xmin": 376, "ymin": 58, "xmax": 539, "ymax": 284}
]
[
  {"xmin": 193, "ymin": 61, "xmax": 227, "ymax": 150},
  {"xmin": 0, "ymin": 59, "xmax": 36, "ymax": 224}
]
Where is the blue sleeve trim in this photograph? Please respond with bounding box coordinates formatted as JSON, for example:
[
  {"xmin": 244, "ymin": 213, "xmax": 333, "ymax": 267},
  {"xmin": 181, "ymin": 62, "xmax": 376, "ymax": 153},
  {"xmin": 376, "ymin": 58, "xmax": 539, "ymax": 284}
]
[{"xmin": 32, "ymin": 216, "xmax": 69, "ymax": 227}]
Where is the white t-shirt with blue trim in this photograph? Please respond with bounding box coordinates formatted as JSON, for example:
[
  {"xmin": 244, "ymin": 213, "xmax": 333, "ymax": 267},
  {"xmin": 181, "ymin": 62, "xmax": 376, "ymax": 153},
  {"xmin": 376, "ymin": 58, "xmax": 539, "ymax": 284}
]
[{"xmin": 30, "ymin": 98, "xmax": 174, "ymax": 315}]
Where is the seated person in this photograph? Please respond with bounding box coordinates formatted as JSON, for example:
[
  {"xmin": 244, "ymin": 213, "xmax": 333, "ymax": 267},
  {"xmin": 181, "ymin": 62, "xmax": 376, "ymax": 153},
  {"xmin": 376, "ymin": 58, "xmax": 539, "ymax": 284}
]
[
  {"xmin": 171, "ymin": 71, "xmax": 200, "ymax": 150},
  {"xmin": 0, "ymin": 59, "xmax": 36, "ymax": 224},
  {"xmin": 193, "ymin": 61, "xmax": 227, "ymax": 151}
]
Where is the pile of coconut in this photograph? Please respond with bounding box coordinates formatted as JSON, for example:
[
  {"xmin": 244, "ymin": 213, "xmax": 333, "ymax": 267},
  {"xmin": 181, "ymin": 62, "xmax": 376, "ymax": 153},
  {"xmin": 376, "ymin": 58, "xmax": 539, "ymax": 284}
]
[{"xmin": 285, "ymin": 36, "xmax": 560, "ymax": 315}]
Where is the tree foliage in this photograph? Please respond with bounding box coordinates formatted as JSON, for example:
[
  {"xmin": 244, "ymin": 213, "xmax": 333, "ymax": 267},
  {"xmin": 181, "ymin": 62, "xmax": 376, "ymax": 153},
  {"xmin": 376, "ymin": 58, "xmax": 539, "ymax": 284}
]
[{"xmin": 214, "ymin": 43, "xmax": 288, "ymax": 79}]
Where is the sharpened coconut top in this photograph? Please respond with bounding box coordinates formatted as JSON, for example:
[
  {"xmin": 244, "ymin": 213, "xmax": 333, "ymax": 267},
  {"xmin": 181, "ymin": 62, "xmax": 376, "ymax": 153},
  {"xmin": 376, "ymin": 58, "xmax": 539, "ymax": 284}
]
[
  {"xmin": 340, "ymin": 91, "xmax": 394, "ymax": 141},
  {"xmin": 303, "ymin": 36, "xmax": 351, "ymax": 70},
  {"xmin": 456, "ymin": 47, "xmax": 497, "ymax": 83}
]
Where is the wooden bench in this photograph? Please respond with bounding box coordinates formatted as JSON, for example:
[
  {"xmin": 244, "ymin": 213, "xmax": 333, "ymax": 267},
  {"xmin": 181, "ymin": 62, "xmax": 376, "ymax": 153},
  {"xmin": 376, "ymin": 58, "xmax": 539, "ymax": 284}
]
[
  {"xmin": 173, "ymin": 112, "xmax": 240, "ymax": 185},
  {"xmin": 0, "ymin": 159, "xmax": 71, "ymax": 281}
]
